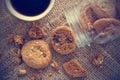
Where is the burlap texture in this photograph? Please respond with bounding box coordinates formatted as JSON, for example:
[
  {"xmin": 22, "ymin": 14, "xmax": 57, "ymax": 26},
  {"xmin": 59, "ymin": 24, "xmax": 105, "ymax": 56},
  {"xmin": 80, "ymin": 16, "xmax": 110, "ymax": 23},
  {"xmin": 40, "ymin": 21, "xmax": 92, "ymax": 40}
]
[{"xmin": 0, "ymin": 0, "xmax": 120, "ymax": 80}]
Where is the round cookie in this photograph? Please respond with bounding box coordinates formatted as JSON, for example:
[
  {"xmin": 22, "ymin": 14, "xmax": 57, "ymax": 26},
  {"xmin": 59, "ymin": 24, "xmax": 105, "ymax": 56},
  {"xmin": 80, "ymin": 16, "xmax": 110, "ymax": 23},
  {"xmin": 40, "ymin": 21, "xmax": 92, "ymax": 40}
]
[
  {"xmin": 80, "ymin": 4, "xmax": 108, "ymax": 31},
  {"xmin": 79, "ymin": 0, "xmax": 116, "ymax": 18},
  {"xmin": 51, "ymin": 26, "xmax": 76, "ymax": 55},
  {"xmin": 96, "ymin": 0, "xmax": 116, "ymax": 18},
  {"xmin": 21, "ymin": 40, "xmax": 52, "ymax": 69},
  {"xmin": 93, "ymin": 18, "xmax": 120, "ymax": 33},
  {"xmin": 63, "ymin": 59, "xmax": 87, "ymax": 77}
]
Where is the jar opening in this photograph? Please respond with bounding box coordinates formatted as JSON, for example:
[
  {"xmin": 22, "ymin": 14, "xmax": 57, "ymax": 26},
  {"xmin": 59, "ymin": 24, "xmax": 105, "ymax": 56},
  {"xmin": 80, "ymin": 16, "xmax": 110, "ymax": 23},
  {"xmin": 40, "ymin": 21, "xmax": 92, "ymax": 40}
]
[{"xmin": 65, "ymin": 7, "xmax": 92, "ymax": 48}]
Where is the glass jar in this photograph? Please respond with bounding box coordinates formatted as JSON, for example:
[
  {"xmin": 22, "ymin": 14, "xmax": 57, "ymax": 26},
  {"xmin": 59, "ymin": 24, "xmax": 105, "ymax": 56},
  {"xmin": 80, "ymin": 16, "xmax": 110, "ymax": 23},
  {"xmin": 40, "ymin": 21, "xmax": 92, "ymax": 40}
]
[{"xmin": 64, "ymin": 2, "xmax": 120, "ymax": 48}]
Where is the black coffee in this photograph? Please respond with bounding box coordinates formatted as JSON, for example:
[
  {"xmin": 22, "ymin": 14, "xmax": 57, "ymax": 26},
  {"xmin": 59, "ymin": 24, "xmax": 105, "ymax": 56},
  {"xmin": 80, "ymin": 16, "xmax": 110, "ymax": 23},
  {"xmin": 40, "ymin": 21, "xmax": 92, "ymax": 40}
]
[{"xmin": 10, "ymin": 0, "xmax": 50, "ymax": 16}]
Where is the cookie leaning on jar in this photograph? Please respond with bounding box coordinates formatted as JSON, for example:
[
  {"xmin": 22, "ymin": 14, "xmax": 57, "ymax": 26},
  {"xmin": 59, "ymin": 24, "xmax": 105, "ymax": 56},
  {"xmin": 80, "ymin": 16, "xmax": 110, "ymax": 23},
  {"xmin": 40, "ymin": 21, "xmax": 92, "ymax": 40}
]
[
  {"xmin": 80, "ymin": 3, "xmax": 120, "ymax": 43},
  {"xmin": 96, "ymin": 0, "xmax": 116, "ymax": 18},
  {"xmin": 50, "ymin": 26, "xmax": 76, "ymax": 55},
  {"xmin": 80, "ymin": 4, "xmax": 109, "ymax": 31},
  {"xmin": 65, "ymin": 3, "xmax": 120, "ymax": 47},
  {"xmin": 93, "ymin": 18, "xmax": 120, "ymax": 34}
]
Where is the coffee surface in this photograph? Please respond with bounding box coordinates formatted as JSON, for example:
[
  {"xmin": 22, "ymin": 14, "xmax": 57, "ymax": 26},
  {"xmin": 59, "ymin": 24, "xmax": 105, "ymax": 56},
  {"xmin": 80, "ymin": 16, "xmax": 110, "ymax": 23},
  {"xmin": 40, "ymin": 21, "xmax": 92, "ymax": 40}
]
[{"xmin": 10, "ymin": 0, "xmax": 50, "ymax": 16}]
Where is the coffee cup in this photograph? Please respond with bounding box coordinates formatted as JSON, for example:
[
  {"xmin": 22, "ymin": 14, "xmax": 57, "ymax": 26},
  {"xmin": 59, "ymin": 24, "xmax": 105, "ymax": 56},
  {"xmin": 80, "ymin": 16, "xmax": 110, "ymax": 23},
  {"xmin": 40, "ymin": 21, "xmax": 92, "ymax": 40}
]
[{"xmin": 5, "ymin": 0, "xmax": 55, "ymax": 21}]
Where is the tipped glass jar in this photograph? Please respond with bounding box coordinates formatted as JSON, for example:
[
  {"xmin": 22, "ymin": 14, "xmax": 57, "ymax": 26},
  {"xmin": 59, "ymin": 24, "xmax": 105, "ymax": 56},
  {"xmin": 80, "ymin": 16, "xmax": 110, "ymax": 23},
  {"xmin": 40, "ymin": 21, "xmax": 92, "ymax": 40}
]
[{"xmin": 65, "ymin": 3, "xmax": 120, "ymax": 48}]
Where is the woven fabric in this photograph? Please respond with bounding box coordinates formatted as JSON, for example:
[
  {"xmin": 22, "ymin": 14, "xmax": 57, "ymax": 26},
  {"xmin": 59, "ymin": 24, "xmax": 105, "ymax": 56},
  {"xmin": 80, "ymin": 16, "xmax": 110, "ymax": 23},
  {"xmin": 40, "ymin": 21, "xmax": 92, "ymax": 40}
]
[{"xmin": 0, "ymin": 0, "xmax": 120, "ymax": 80}]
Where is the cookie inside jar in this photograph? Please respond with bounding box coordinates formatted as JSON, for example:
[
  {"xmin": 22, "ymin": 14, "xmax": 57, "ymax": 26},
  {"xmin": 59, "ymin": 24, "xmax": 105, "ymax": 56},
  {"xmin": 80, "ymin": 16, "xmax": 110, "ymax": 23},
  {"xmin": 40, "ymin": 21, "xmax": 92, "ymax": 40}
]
[
  {"xmin": 80, "ymin": 4, "xmax": 109, "ymax": 31},
  {"xmin": 65, "ymin": 2, "xmax": 120, "ymax": 47}
]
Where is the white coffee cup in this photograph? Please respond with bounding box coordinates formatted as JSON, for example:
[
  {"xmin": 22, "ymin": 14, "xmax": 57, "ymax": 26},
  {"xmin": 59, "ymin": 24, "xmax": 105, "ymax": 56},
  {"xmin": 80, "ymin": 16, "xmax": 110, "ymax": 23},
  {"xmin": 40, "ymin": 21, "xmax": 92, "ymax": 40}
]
[{"xmin": 5, "ymin": 0, "xmax": 55, "ymax": 21}]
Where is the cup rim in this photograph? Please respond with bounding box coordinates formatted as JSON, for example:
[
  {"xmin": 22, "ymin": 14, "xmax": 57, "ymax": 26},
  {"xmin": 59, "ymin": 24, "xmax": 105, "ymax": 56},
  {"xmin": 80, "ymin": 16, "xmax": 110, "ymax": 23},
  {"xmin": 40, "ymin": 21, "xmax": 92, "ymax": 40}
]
[{"xmin": 5, "ymin": 0, "xmax": 55, "ymax": 21}]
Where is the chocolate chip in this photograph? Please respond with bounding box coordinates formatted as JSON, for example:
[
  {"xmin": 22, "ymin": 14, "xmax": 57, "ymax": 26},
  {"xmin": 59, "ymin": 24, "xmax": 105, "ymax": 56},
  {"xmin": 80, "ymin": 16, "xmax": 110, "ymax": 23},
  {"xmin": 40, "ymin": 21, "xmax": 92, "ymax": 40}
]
[
  {"xmin": 53, "ymin": 35, "xmax": 60, "ymax": 43},
  {"xmin": 66, "ymin": 37, "xmax": 72, "ymax": 43},
  {"xmin": 42, "ymin": 53, "xmax": 47, "ymax": 57}
]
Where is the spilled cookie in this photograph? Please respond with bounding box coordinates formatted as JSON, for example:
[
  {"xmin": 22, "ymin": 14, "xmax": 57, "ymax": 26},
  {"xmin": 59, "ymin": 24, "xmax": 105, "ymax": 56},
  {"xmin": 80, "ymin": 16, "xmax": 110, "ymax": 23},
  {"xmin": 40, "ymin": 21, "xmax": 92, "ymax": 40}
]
[
  {"xmin": 93, "ymin": 18, "xmax": 120, "ymax": 34},
  {"xmin": 51, "ymin": 26, "xmax": 76, "ymax": 55},
  {"xmin": 63, "ymin": 59, "xmax": 87, "ymax": 77},
  {"xmin": 21, "ymin": 40, "xmax": 52, "ymax": 69}
]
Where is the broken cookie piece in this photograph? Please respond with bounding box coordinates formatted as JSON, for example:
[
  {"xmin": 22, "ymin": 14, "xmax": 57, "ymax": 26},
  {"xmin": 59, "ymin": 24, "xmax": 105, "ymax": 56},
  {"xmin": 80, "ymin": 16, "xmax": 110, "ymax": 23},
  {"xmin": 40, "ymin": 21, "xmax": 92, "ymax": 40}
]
[
  {"xmin": 51, "ymin": 60, "xmax": 59, "ymax": 71},
  {"xmin": 14, "ymin": 35, "xmax": 24, "ymax": 45},
  {"xmin": 63, "ymin": 59, "xmax": 87, "ymax": 77},
  {"xmin": 28, "ymin": 22, "xmax": 47, "ymax": 39},
  {"xmin": 28, "ymin": 27, "xmax": 47, "ymax": 39},
  {"xmin": 48, "ymin": 71, "xmax": 54, "ymax": 77},
  {"xmin": 7, "ymin": 34, "xmax": 24, "ymax": 46},
  {"xmin": 93, "ymin": 54, "xmax": 104, "ymax": 66}
]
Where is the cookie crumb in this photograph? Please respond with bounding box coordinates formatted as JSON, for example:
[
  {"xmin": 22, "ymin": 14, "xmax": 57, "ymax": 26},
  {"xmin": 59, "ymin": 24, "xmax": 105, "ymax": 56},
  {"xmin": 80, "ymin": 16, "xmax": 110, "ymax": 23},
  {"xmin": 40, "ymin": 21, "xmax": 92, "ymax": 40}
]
[
  {"xmin": 7, "ymin": 34, "xmax": 14, "ymax": 43},
  {"xmin": 48, "ymin": 71, "xmax": 54, "ymax": 77},
  {"xmin": 14, "ymin": 35, "xmax": 24, "ymax": 45},
  {"xmin": 93, "ymin": 54, "xmax": 104, "ymax": 66},
  {"xmin": 17, "ymin": 68, "xmax": 27, "ymax": 76},
  {"xmin": 28, "ymin": 22, "xmax": 47, "ymax": 39},
  {"xmin": 51, "ymin": 60, "xmax": 59, "ymax": 71},
  {"xmin": 7, "ymin": 34, "xmax": 24, "ymax": 46}
]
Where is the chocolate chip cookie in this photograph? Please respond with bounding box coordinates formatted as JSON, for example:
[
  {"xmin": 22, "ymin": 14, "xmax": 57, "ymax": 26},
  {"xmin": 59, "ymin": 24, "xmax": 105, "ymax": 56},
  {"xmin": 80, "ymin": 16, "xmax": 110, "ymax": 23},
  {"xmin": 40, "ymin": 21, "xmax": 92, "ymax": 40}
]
[
  {"xmin": 21, "ymin": 40, "xmax": 52, "ymax": 69},
  {"xmin": 93, "ymin": 18, "xmax": 120, "ymax": 33},
  {"xmin": 50, "ymin": 26, "xmax": 76, "ymax": 55}
]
